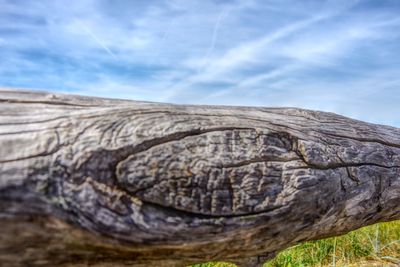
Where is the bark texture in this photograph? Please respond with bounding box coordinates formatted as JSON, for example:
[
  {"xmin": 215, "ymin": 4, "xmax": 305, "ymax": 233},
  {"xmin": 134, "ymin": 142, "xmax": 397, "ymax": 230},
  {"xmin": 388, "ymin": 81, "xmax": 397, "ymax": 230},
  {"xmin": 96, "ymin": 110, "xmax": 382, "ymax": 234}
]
[{"xmin": 0, "ymin": 89, "xmax": 399, "ymax": 267}]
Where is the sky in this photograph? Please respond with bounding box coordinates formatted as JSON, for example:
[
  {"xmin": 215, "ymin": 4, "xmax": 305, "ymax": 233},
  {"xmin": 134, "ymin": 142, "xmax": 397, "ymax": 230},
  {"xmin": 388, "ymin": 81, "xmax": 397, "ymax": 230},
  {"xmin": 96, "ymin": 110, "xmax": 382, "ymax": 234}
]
[{"xmin": 1, "ymin": 0, "xmax": 400, "ymax": 127}]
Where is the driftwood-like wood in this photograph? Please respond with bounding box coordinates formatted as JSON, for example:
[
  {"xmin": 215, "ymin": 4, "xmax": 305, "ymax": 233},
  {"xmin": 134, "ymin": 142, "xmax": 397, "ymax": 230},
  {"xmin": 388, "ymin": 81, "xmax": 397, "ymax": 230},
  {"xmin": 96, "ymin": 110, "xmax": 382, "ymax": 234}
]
[{"xmin": 0, "ymin": 89, "xmax": 399, "ymax": 267}]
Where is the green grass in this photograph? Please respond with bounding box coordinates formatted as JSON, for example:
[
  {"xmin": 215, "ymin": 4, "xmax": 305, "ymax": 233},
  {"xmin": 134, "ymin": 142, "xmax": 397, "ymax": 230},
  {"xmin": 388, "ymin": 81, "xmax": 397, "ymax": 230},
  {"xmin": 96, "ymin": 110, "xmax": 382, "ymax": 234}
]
[{"xmin": 190, "ymin": 220, "xmax": 400, "ymax": 267}]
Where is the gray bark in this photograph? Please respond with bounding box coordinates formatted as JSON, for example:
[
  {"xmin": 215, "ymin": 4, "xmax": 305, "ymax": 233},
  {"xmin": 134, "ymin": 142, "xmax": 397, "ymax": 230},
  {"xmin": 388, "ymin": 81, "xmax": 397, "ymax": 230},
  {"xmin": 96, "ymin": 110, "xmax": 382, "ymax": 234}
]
[{"xmin": 0, "ymin": 89, "xmax": 399, "ymax": 267}]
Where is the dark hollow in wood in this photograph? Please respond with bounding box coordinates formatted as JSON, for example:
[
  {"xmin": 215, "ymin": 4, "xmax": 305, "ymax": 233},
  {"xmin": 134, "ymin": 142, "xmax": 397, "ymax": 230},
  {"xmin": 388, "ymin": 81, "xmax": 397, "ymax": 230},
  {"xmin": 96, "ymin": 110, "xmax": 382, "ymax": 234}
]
[{"xmin": 0, "ymin": 89, "xmax": 399, "ymax": 267}]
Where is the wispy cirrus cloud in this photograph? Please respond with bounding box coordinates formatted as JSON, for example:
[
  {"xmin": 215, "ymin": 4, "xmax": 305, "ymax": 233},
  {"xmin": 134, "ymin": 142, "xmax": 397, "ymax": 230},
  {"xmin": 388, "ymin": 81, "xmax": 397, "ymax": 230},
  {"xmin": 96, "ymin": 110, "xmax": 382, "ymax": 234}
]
[{"xmin": 1, "ymin": 0, "xmax": 400, "ymax": 126}]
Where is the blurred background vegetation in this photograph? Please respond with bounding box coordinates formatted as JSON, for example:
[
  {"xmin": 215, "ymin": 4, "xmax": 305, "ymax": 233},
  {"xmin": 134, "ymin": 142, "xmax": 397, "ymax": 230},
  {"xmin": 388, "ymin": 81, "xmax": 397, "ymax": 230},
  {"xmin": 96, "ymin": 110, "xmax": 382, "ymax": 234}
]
[{"xmin": 190, "ymin": 220, "xmax": 400, "ymax": 267}]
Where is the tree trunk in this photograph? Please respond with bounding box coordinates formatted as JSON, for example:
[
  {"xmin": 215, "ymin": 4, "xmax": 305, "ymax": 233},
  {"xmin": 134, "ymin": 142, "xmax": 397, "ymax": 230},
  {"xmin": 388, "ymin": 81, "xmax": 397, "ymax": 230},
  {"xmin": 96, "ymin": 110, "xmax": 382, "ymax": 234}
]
[{"xmin": 0, "ymin": 89, "xmax": 399, "ymax": 267}]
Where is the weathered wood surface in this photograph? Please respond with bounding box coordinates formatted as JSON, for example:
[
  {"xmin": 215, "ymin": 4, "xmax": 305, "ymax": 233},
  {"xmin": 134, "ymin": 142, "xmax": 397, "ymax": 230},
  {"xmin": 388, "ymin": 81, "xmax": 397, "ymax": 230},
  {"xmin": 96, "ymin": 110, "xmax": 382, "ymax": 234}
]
[{"xmin": 0, "ymin": 89, "xmax": 399, "ymax": 267}]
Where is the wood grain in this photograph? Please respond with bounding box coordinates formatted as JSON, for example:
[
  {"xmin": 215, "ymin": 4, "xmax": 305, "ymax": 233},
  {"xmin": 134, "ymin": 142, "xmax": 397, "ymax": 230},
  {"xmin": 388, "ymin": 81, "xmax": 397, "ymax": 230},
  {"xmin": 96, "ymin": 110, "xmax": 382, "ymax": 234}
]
[{"xmin": 0, "ymin": 89, "xmax": 399, "ymax": 266}]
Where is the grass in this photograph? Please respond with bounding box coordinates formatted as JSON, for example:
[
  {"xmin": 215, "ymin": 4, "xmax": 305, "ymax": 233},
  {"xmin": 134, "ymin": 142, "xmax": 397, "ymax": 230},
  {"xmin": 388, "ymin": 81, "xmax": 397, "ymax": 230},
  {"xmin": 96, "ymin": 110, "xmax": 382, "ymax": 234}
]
[{"xmin": 190, "ymin": 220, "xmax": 400, "ymax": 267}]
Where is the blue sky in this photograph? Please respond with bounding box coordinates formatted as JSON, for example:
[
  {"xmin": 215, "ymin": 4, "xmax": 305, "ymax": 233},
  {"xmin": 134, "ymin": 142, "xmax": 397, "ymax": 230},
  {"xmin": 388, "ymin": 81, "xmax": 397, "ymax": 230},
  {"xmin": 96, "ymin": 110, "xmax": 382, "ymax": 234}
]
[{"xmin": 1, "ymin": 0, "xmax": 400, "ymax": 126}]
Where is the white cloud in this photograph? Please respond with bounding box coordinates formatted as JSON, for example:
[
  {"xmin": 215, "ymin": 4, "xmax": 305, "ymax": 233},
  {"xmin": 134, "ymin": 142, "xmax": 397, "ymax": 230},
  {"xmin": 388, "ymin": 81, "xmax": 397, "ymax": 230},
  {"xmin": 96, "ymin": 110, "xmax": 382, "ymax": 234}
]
[
  {"xmin": 77, "ymin": 21, "xmax": 118, "ymax": 60},
  {"xmin": 2, "ymin": 0, "xmax": 400, "ymax": 126}
]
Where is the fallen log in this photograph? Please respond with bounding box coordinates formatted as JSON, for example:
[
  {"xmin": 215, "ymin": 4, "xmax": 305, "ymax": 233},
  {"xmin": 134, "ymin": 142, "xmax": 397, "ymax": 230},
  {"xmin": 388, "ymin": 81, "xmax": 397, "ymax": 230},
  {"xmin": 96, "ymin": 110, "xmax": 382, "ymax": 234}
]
[{"xmin": 0, "ymin": 89, "xmax": 399, "ymax": 267}]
